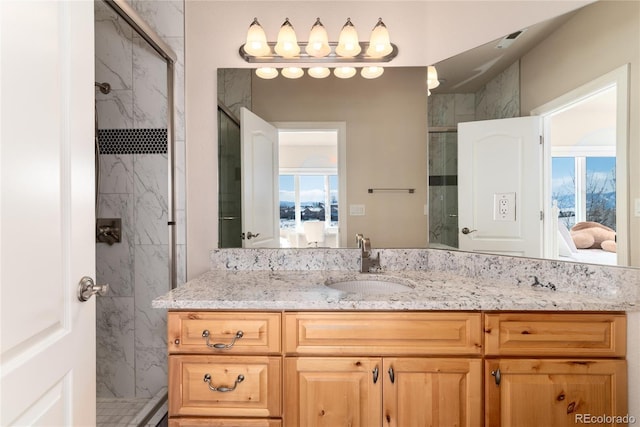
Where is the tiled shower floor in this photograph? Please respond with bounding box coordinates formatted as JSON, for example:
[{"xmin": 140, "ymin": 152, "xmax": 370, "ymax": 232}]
[{"xmin": 96, "ymin": 388, "xmax": 167, "ymax": 427}]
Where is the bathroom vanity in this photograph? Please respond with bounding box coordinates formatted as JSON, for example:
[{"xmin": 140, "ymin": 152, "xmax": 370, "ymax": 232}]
[{"xmin": 154, "ymin": 250, "xmax": 638, "ymax": 427}]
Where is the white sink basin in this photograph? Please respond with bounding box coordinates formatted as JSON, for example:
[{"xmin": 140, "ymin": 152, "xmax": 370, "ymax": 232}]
[{"xmin": 325, "ymin": 278, "xmax": 414, "ymax": 294}]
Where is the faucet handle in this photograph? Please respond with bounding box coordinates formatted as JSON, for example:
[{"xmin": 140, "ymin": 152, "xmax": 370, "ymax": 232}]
[{"xmin": 361, "ymin": 237, "xmax": 371, "ymax": 253}]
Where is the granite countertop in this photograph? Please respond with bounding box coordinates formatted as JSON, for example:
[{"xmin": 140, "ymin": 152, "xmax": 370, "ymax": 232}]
[{"xmin": 152, "ymin": 269, "xmax": 636, "ymax": 311}]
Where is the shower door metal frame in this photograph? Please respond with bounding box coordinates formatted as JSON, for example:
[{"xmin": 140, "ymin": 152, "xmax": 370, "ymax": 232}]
[{"xmin": 103, "ymin": 0, "xmax": 179, "ymax": 289}]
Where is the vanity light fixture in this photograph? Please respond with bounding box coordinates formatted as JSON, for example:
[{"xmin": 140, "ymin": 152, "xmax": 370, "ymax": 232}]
[
  {"xmin": 239, "ymin": 17, "xmax": 398, "ymax": 63},
  {"xmin": 255, "ymin": 67, "xmax": 279, "ymax": 79},
  {"xmin": 427, "ymin": 65, "xmax": 440, "ymax": 90},
  {"xmin": 334, "ymin": 66, "xmax": 357, "ymax": 79},
  {"xmin": 366, "ymin": 18, "xmax": 392, "ymax": 58},
  {"xmin": 274, "ymin": 18, "xmax": 300, "ymax": 58},
  {"xmin": 244, "ymin": 18, "xmax": 271, "ymax": 57},
  {"xmin": 305, "ymin": 18, "xmax": 331, "ymax": 58},
  {"xmin": 335, "ymin": 18, "xmax": 361, "ymax": 57},
  {"xmin": 308, "ymin": 67, "xmax": 331, "ymax": 79},
  {"xmin": 361, "ymin": 66, "xmax": 384, "ymax": 79},
  {"xmin": 282, "ymin": 67, "xmax": 304, "ymax": 79}
]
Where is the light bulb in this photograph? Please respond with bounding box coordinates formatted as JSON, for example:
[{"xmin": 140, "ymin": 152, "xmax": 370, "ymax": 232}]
[
  {"xmin": 334, "ymin": 66, "xmax": 356, "ymax": 79},
  {"xmin": 360, "ymin": 66, "xmax": 384, "ymax": 79},
  {"xmin": 255, "ymin": 67, "xmax": 279, "ymax": 79},
  {"xmin": 308, "ymin": 67, "xmax": 330, "ymax": 79},
  {"xmin": 366, "ymin": 18, "xmax": 392, "ymax": 58},
  {"xmin": 427, "ymin": 65, "xmax": 440, "ymax": 89},
  {"xmin": 274, "ymin": 18, "xmax": 300, "ymax": 58},
  {"xmin": 335, "ymin": 18, "xmax": 361, "ymax": 57},
  {"xmin": 244, "ymin": 18, "xmax": 271, "ymax": 57},
  {"xmin": 282, "ymin": 67, "xmax": 304, "ymax": 79},
  {"xmin": 305, "ymin": 18, "xmax": 331, "ymax": 58}
]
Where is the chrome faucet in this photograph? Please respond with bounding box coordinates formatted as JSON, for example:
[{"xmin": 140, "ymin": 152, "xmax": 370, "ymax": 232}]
[{"xmin": 356, "ymin": 234, "xmax": 380, "ymax": 273}]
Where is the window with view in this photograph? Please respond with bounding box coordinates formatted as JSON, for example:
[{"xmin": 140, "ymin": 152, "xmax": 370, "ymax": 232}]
[{"xmin": 552, "ymin": 156, "xmax": 616, "ymax": 230}]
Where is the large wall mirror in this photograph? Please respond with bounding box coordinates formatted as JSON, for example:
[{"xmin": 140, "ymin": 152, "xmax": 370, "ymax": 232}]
[{"xmin": 217, "ymin": 0, "xmax": 639, "ymax": 268}]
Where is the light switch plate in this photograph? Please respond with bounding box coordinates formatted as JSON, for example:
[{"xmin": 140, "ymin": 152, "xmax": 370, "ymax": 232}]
[
  {"xmin": 349, "ymin": 204, "xmax": 365, "ymax": 216},
  {"xmin": 494, "ymin": 192, "xmax": 516, "ymax": 221}
]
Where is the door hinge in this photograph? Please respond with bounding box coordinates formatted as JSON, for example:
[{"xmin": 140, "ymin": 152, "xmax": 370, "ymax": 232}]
[{"xmin": 540, "ymin": 211, "xmax": 544, "ymax": 220}]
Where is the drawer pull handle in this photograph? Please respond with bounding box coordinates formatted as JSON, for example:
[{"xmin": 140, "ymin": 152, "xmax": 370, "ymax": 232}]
[
  {"xmin": 372, "ymin": 366, "xmax": 379, "ymax": 384},
  {"xmin": 202, "ymin": 329, "xmax": 244, "ymax": 349},
  {"xmin": 203, "ymin": 373, "xmax": 245, "ymax": 392},
  {"xmin": 388, "ymin": 366, "xmax": 395, "ymax": 384}
]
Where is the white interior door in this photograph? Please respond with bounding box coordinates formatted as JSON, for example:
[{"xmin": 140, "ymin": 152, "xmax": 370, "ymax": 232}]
[
  {"xmin": 458, "ymin": 116, "xmax": 542, "ymax": 257},
  {"xmin": 1, "ymin": 1, "xmax": 96, "ymax": 425},
  {"xmin": 240, "ymin": 107, "xmax": 279, "ymax": 248}
]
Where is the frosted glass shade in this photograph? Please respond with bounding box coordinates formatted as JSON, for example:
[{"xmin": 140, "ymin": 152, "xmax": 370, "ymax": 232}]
[
  {"xmin": 244, "ymin": 18, "xmax": 271, "ymax": 57},
  {"xmin": 274, "ymin": 18, "xmax": 300, "ymax": 58},
  {"xmin": 282, "ymin": 67, "xmax": 304, "ymax": 79},
  {"xmin": 335, "ymin": 18, "xmax": 361, "ymax": 57},
  {"xmin": 366, "ymin": 18, "xmax": 392, "ymax": 58},
  {"xmin": 427, "ymin": 65, "xmax": 440, "ymax": 89},
  {"xmin": 334, "ymin": 66, "xmax": 356, "ymax": 79},
  {"xmin": 305, "ymin": 18, "xmax": 331, "ymax": 58},
  {"xmin": 360, "ymin": 66, "xmax": 384, "ymax": 79},
  {"xmin": 308, "ymin": 67, "xmax": 330, "ymax": 79},
  {"xmin": 255, "ymin": 67, "xmax": 279, "ymax": 79}
]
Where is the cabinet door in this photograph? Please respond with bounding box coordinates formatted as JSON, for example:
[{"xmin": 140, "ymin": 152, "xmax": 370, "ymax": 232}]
[
  {"xmin": 485, "ymin": 359, "xmax": 627, "ymax": 427},
  {"xmin": 284, "ymin": 357, "xmax": 382, "ymax": 427},
  {"xmin": 383, "ymin": 358, "xmax": 482, "ymax": 427}
]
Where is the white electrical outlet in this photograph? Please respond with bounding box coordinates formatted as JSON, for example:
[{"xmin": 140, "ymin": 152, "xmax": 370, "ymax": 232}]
[
  {"xmin": 494, "ymin": 192, "xmax": 516, "ymax": 221},
  {"xmin": 635, "ymin": 198, "xmax": 640, "ymax": 217}
]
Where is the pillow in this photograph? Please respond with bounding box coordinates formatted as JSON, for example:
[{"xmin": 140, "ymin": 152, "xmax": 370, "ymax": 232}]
[{"xmin": 558, "ymin": 221, "xmax": 578, "ymax": 254}]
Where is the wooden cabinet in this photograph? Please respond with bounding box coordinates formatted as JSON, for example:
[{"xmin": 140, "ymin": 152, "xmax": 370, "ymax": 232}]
[
  {"xmin": 484, "ymin": 313, "xmax": 627, "ymax": 427},
  {"xmin": 168, "ymin": 312, "xmax": 282, "ymax": 425},
  {"xmin": 167, "ymin": 310, "xmax": 626, "ymax": 427},
  {"xmin": 284, "ymin": 357, "xmax": 382, "ymax": 427},
  {"xmin": 283, "ymin": 312, "xmax": 483, "ymax": 427}
]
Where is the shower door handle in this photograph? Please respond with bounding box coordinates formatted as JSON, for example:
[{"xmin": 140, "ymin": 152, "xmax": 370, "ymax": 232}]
[{"xmin": 77, "ymin": 276, "xmax": 109, "ymax": 302}]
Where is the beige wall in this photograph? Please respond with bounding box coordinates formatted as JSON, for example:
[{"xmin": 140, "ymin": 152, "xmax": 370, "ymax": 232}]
[
  {"xmin": 520, "ymin": 0, "xmax": 640, "ymax": 266},
  {"xmin": 252, "ymin": 68, "xmax": 428, "ymax": 248}
]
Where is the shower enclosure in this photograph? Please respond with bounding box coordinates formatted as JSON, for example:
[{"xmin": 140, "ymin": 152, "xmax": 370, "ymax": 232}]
[{"xmin": 94, "ymin": 0, "xmax": 177, "ymax": 424}]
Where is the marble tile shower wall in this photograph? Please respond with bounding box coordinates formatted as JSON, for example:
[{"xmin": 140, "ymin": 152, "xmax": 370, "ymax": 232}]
[
  {"xmin": 427, "ymin": 60, "xmax": 520, "ymax": 248},
  {"xmin": 94, "ymin": 0, "xmax": 185, "ymax": 399},
  {"xmin": 217, "ymin": 68, "xmax": 252, "ymax": 118}
]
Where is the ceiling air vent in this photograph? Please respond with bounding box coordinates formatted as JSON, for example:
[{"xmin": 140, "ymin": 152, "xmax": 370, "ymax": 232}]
[{"xmin": 496, "ymin": 29, "xmax": 526, "ymax": 49}]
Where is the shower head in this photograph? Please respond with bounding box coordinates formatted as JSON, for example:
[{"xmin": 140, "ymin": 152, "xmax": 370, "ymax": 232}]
[{"xmin": 95, "ymin": 81, "xmax": 111, "ymax": 94}]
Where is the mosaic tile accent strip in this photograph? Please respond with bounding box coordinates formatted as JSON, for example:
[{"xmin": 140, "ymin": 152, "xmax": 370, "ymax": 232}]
[{"xmin": 98, "ymin": 129, "xmax": 167, "ymax": 154}]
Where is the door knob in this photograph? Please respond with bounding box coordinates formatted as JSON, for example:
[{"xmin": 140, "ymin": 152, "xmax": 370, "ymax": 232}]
[
  {"xmin": 77, "ymin": 276, "xmax": 109, "ymax": 302},
  {"xmin": 461, "ymin": 227, "xmax": 477, "ymax": 235},
  {"xmin": 246, "ymin": 231, "xmax": 260, "ymax": 240}
]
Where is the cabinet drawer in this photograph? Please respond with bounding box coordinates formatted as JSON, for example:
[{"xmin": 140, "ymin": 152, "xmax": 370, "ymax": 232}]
[
  {"xmin": 168, "ymin": 355, "xmax": 281, "ymax": 417},
  {"xmin": 169, "ymin": 419, "xmax": 281, "ymax": 427},
  {"xmin": 168, "ymin": 312, "xmax": 281, "ymax": 354},
  {"xmin": 284, "ymin": 312, "xmax": 482, "ymax": 355},
  {"xmin": 484, "ymin": 313, "xmax": 626, "ymax": 357}
]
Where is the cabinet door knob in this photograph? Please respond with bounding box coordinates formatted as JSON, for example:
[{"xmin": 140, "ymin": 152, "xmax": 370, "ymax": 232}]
[{"xmin": 491, "ymin": 369, "xmax": 501, "ymax": 385}]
